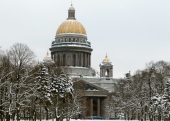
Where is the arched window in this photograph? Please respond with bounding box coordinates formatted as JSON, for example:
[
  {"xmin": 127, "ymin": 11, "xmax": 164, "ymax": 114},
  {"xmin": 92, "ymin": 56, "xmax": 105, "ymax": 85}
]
[
  {"xmin": 105, "ymin": 69, "xmax": 109, "ymax": 77},
  {"xmin": 66, "ymin": 38, "xmax": 68, "ymax": 42}
]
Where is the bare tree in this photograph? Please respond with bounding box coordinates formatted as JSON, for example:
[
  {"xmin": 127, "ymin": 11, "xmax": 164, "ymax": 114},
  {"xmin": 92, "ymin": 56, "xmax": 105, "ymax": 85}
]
[
  {"xmin": 72, "ymin": 79, "xmax": 87, "ymax": 119},
  {"xmin": 8, "ymin": 43, "xmax": 35, "ymax": 68},
  {"xmin": 5, "ymin": 43, "xmax": 36, "ymax": 121},
  {"xmin": 0, "ymin": 52, "xmax": 13, "ymax": 121}
]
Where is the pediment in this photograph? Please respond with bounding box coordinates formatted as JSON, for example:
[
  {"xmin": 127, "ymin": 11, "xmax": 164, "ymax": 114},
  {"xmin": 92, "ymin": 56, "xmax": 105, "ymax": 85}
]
[{"xmin": 73, "ymin": 79, "xmax": 108, "ymax": 92}]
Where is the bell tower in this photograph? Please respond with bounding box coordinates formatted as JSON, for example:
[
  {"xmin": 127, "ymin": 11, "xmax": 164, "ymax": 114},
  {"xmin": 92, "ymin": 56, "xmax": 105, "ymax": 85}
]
[{"xmin": 99, "ymin": 55, "xmax": 113, "ymax": 77}]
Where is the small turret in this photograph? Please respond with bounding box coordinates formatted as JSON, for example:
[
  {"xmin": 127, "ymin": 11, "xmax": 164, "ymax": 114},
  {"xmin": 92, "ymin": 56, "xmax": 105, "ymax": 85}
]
[
  {"xmin": 99, "ymin": 55, "xmax": 113, "ymax": 77},
  {"xmin": 67, "ymin": 4, "xmax": 76, "ymax": 20},
  {"xmin": 43, "ymin": 51, "xmax": 54, "ymax": 65}
]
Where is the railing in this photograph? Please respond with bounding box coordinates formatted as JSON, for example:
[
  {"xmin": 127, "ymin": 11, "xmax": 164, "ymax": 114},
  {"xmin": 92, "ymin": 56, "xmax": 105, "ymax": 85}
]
[{"xmin": 51, "ymin": 41, "xmax": 91, "ymax": 47}]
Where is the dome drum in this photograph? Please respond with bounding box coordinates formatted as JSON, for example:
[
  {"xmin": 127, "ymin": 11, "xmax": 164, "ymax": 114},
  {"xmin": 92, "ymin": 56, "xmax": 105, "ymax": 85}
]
[{"xmin": 50, "ymin": 49, "xmax": 92, "ymax": 68}]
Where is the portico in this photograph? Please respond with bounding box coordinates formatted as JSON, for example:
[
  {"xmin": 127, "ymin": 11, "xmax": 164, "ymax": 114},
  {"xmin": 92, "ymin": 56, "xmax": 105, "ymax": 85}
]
[{"xmin": 82, "ymin": 89, "xmax": 108, "ymax": 118}]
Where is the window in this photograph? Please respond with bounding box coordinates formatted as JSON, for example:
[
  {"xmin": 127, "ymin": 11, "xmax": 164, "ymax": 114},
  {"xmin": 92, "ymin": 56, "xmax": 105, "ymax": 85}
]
[{"xmin": 105, "ymin": 69, "xmax": 109, "ymax": 77}]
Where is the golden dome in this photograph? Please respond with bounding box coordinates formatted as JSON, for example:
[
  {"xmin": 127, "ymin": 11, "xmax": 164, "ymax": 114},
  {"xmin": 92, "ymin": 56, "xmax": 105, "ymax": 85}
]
[
  {"xmin": 56, "ymin": 20, "xmax": 86, "ymax": 35},
  {"xmin": 103, "ymin": 55, "xmax": 110, "ymax": 63},
  {"xmin": 56, "ymin": 4, "xmax": 86, "ymax": 35}
]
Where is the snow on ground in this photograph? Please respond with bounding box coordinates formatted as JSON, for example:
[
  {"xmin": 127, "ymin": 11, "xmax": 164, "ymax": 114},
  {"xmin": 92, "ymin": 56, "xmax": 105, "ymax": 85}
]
[
  {"xmin": 72, "ymin": 120, "xmax": 138, "ymax": 121},
  {"xmin": 20, "ymin": 119, "xmax": 139, "ymax": 121}
]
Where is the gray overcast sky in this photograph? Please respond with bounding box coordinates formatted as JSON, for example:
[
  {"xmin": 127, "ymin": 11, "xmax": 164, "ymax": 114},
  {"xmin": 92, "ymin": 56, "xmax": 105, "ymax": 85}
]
[{"xmin": 0, "ymin": 0, "xmax": 170, "ymax": 78}]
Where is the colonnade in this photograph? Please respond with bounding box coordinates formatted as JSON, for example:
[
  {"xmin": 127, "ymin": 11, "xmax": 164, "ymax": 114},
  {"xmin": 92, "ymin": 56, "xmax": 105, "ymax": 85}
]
[
  {"xmin": 52, "ymin": 52, "xmax": 91, "ymax": 67},
  {"xmin": 83, "ymin": 97, "xmax": 105, "ymax": 118}
]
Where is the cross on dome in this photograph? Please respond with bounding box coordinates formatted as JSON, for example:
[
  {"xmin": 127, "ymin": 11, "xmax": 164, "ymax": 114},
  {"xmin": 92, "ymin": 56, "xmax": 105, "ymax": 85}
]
[
  {"xmin": 68, "ymin": 2, "xmax": 75, "ymax": 20},
  {"xmin": 71, "ymin": 0, "xmax": 73, "ymax": 6}
]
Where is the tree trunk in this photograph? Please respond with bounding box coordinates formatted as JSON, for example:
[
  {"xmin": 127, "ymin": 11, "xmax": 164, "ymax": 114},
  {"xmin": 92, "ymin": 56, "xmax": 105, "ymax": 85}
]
[
  {"xmin": 0, "ymin": 111, "xmax": 4, "ymax": 121},
  {"xmin": 66, "ymin": 117, "xmax": 70, "ymax": 121},
  {"xmin": 55, "ymin": 108, "xmax": 60, "ymax": 121},
  {"xmin": 149, "ymin": 114, "xmax": 153, "ymax": 121},
  {"xmin": 6, "ymin": 112, "xmax": 10, "ymax": 121},
  {"xmin": 23, "ymin": 109, "xmax": 25, "ymax": 120},
  {"xmin": 0, "ymin": 106, "xmax": 3, "ymax": 121},
  {"xmin": 11, "ymin": 112, "xmax": 15, "ymax": 121},
  {"xmin": 46, "ymin": 109, "xmax": 48, "ymax": 120},
  {"xmin": 40, "ymin": 106, "xmax": 42, "ymax": 121},
  {"xmin": 17, "ymin": 109, "xmax": 20, "ymax": 121},
  {"xmin": 158, "ymin": 114, "xmax": 161, "ymax": 121},
  {"xmin": 137, "ymin": 112, "xmax": 140, "ymax": 120},
  {"xmin": 29, "ymin": 108, "xmax": 31, "ymax": 121},
  {"xmin": 56, "ymin": 117, "xmax": 60, "ymax": 121},
  {"xmin": 34, "ymin": 110, "xmax": 36, "ymax": 121},
  {"xmin": 60, "ymin": 115, "xmax": 64, "ymax": 121},
  {"xmin": 144, "ymin": 113, "xmax": 147, "ymax": 121}
]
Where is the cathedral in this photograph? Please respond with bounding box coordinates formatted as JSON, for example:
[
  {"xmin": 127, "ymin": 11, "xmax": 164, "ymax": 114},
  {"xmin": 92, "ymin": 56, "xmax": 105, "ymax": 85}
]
[{"xmin": 45, "ymin": 4, "xmax": 119, "ymax": 119}]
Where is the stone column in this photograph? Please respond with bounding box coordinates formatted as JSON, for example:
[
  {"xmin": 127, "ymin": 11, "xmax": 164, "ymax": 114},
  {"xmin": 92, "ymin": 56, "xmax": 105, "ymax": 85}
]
[
  {"xmin": 81, "ymin": 53, "xmax": 83, "ymax": 67},
  {"xmin": 76, "ymin": 52, "xmax": 78, "ymax": 66},
  {"xmin": 83, "ymin": 53, "xmax": 84, "ymax": 67},
  {"xmin": 61, "ymin": 53, "xmax": 63, "ymax": 66},
  {"xmin": 82, "ymin": 98, "xmax": 87, "ymax": 118},
  {"xmin": 78, "ymin": 53, "xmax": 80, "ymax": 66},
  {"xmin": 111, "ymin": 68, "xmax": 113, "ymax": 77},
  {"xmin": 67, "ymin": 52, "xmax": 71, "ymax": 66},
  {"xmin": 88, "ymin": 53, "xmax": 89, "ymax": 67},
  {"xmin": 70, "ymin": 52, "xmax": 72, "ymax": 66},
  {"xmin": 55, "ymin": 53, "xmax": 57, "ymax": 64},
  {"xmin": 90, "ymin": 98, "xmax": 93, "ymax": 116},
  {"xmin": 101, "ymin": 98, "xmax": 106, "ymax": 117},
  {"xmin": 97, "ymin": 98, "xmax": 100, "ymax": 116},
  {"xmin": 83, "ymin": 53, "xmax": 85, "ymax": 67},
  {"xmin": 89, "ymin": 54, "xmax": 91, "ymax": 67},
  {"xmin": 87, "ymin": 54, "xmax": 88, "ymax": 67},
  {"xmin": 51, "ymin": 53, "xmax": 53, "ymax": 60},
  {"xmin": 64, "ymin": 53, "xmax": 67, "ymax": 66},
  {"xmin": 53, "ymin": 53, "xmax": 55, "ymax": 61},
  {"xmin": 88, "ymin": 53, "xmax": 90, "ymax": 67},
  {"xmin": 85, "ymin": 53, "xmax": 87, "ymax": 67}
]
